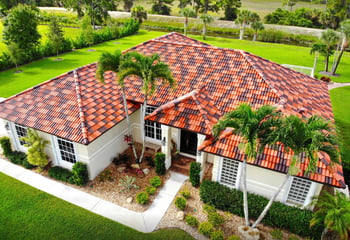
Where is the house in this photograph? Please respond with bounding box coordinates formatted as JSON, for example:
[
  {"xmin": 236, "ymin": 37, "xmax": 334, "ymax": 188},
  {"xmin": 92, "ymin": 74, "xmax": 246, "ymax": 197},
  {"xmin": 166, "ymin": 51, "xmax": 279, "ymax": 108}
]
[{"xmin": 0, "ymin": 33, "xmax": 345, "ymax": 208}]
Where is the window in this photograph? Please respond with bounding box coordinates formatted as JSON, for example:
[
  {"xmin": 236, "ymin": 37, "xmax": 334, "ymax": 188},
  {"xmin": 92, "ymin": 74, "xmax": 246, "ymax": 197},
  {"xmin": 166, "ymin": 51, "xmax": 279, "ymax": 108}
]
[
  {"xmin": 220, "ymin": 158, "xmax": 240, "ymax": 188},
  {"xmin": 145, "ymin": 106, "xmax": 161, "ymax": 141},
  {"xmin": 14, "ymin": 124, "xmax": 27, "ymax": 146},
  {"xmin": 286, "ymin": 177, "xmax": 312, "ymax": 205},
  {"xmin": 57, "ymin": 138, "xmax": 77, "ymax": 164}
]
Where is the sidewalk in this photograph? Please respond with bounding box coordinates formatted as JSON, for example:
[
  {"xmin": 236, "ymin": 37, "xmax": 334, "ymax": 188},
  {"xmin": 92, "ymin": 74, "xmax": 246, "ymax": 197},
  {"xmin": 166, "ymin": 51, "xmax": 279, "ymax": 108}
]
[{"xmin": 0, "ymin": 158, "xmax": 188, "ymax": 233}]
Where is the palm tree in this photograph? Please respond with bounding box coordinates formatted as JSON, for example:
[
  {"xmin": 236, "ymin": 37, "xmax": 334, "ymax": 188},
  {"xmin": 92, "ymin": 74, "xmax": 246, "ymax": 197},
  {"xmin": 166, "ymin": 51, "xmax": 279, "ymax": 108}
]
[
  {"xmin": 96, "ymin": 50, "xmax": 138, "ymax": 161},
  {"xmin": 119, "ymin": 52, "xmax": 176, "ymax": 163},
  {"xmin": 251, "ymin": 21, "xmax": 264, "ymax": 41},
  {"xmin": 235, "ymin": 10, "xmax": 253, "ymax": 40},
  {"xmin": 213, "ymin": 104, "xmax": 279, "ymax": 227},
  {"xmin": 252, "ymin": 115, "xmax": 340, "ymax": 228},
  {"xmin": 200, "ymin": 13, "xmax": 214, "ymax": 40},
  {"xmin": 321, "ymin": 29, "xmax": 339, "ymax": 72},
  {"xmin": 131, "ymin": 5, "xmax": 148, "ymax": 24},
  {"xmin": 310, "ymin": 191, "xmax": 350, "ymax": 240},
  {"xmin": 310, "ymin": 43, "xmax": 327, "ymax": 76},
  {"xmin": 180, "ymin": 7, "xmax": 196, "ymax": 36},
  {"xmin": 331, "ymin": 19, "xmax": 350, "ymax": 75}
]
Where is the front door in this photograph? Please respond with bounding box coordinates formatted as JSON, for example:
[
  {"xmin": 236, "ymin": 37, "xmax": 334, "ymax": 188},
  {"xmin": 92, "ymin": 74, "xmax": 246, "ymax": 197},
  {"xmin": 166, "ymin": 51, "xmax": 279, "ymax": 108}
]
[{"xmin": 180, "ymin": 130, "xmax": 198, "ymax": 156}]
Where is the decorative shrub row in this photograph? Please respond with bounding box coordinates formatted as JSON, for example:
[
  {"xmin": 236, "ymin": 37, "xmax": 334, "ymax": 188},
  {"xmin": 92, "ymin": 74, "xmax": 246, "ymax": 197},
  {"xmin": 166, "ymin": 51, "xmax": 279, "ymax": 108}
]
[
  {"xmin": 154, "ymin": 152, "xmax": 166, "ymax": 175},
  {"xmin": 0, "ymin": 18, "xmax": 140, "ymax": 72},
  {"xmin": 48, "ymin": 162, "xmax": 89, "ymax": 186},
  {"xmin": 0, "ymin": 137, "xmax": 35, "ymax": 169},
  {"xmin": 189, "ymin": 162, "xmax": 201, "ymax": 187},
  {"xmin": 0, "ymin": 136, "xmax": 13, "ymax": 157},
  {"xmin": 199, "ymin": 180, "xmax": 323, "ymax": 239}
]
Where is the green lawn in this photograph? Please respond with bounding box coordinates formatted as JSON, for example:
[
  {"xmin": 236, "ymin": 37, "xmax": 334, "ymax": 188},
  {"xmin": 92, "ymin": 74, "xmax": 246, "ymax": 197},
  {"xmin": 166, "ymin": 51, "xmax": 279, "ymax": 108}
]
[
  {"xmin": 0, "ymin": 22, "xmax": 81, "ymax": 53},
  {"xmin": 0, "ymin": 173, "xmax": 193, "ymax": 240}
]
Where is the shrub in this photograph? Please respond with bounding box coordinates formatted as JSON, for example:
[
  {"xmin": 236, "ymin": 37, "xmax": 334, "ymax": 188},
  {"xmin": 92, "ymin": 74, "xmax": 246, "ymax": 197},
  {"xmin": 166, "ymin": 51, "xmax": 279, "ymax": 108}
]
[
  {"xmin": 185, "ymin": 214, "xmax": 199, "ymax": 227},
  {"xmin": 119, "ymin": 175, "xmax": 139, "ymax": 192},
  {"xmin": 175, "ymin": 196, "xmax": 187, "ymax": 210},
  {"xmin": 145, "ymin": 156, "xmax": 155, "ymax": 167},
  {"xmin": 198, "ymin": 221, "xmax": 214, "ymax": 236},
  {"xmin": 208, "ymin": 212, "xmax": 225, "ymax": 228},
  {"xmin": 145, "ymin": 186, "xmax": 156, "ymax": 195},
  {"xmin": 270, "ymin": 229, "xmax": 283, "ymax": 240},
  {"xmin": 203, "ymin": 204, "xmax": 217, "ymax": 214},
  {"xmin": 136, "ymin": 191, "xmax": 149, "ymax": 204},
  {"xmin": 227, "ymin": 235, "xmax": 240, "ymax": 240},
  {"xmin": 48, "ymin": 166, "xmax": 73, "ymax": 183},
  {"xmin": 210, "ymin": 230, "xmax": 224, "ymax": 240},
  {"xmin": 0, "ymin": 136, "xmax": 13, "ymax": 157},
  {"xmin": 149, "ymin": 176, "xmax": 162, "ymax": 187},
  {"xmin": 199, "ymin": 180, "xmax": 322, "ymax": 239},
  {"xmin": 154, "ymin": 152, "xmax": 166, "ymax": 175},
  {"xmin": 8, "ymin": 151, "xmax": 35, "ymax": 169},
  {"xmin": 320, "ymin": 76, "xmax": 331, "ymax": 82},
  {"xmin": 189, "ymin": 162, "xmax": 201, "ymax": 187},
  {"xmin": 99, "ymin": 170, "xmax": 113, "ymax": 182},
  {"xmin": 71, "ymin": 162, "xmax": 89, "ymax": 186},
  {"xmin": 288, "ymin": 234, "xmax": 299, "ymax": 240},
  {"xmin": 180, "ymin": 188, "xmax": 191, "ymax": 199}
]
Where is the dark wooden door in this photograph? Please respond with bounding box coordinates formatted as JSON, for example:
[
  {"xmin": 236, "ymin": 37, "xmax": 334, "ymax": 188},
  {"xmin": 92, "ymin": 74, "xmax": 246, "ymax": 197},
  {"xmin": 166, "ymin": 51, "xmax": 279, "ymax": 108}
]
[{"xmin": 180, "ymin": 130, "xmax": 197, "ymax": 155}]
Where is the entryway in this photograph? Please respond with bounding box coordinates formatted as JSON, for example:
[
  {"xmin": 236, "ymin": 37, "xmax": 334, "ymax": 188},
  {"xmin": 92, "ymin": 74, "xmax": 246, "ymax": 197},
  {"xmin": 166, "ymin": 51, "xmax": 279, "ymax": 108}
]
[{"xmin": 180, "ymin": 129, "xmax": 198, "ymax": 156}]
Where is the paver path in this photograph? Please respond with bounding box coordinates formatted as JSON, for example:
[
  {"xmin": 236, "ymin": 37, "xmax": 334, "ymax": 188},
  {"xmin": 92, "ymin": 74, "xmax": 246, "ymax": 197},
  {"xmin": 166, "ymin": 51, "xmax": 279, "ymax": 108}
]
[
  {"xmin": 328, "ymin": 82, "xmax": 350, "ymax": 90},
  {"xmin": 0, "ymin": 158, "xmax": 188, "ymax": 233}
]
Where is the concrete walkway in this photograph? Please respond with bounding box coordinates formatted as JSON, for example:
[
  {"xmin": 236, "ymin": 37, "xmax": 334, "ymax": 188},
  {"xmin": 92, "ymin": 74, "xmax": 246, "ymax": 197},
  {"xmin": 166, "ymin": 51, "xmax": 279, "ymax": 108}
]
[
  {"xmin": 0, "ymin": 158, "xmax": 188, "ymax": 233},
  {"xmin": 328, "ymin": 82, "xmax": 350, "ymax": 90}
]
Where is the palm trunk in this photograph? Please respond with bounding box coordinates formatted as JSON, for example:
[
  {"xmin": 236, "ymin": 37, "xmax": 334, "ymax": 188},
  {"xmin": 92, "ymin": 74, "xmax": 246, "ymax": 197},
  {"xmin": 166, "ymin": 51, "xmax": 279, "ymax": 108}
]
[
  {"xmin": 122, "ymin": 88, "xmax": 138, "ymax": 161},
  {"xmin": 139, "ymin": 98, "xmax": 148, "ymax": 163},
  {"xmin": 242, "ymin": 156, "xmax": 250, "ymax": 226},
  {"xmin": 312, "ymin": 54, "xmax": 318, "ymax": 75},
  {"xmin": 184, "ymin": 17, "xmax": 188, "ymax": 36},
  {"xmin": 325, "ymin": 55, "xmax": 329, "ymax": 72},
  {"xmin": 239, "ymin": 23, "xmax": 245, "ymax": 40},
  {"xmin": 203, "ymin": 23, "xmax": 207, "ymax": 40},
  {"xmin": 252, "ymin": 174, "xmax": 291, "ymax": 228},
  {"xmin": 321, "ymin": 228, "xmax": 328, "ymax": 240},
  {"xmin": 253, "ymin": 32, "xmax": 257, "ymax": 41},
  {"xmin": 331, "ymin": 49, "xmax": 344, "ymax": 75}
]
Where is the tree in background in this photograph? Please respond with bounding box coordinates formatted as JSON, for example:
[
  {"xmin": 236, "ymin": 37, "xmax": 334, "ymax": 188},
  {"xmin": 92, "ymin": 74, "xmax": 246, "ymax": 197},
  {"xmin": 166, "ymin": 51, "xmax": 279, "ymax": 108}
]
[
  {"xmin": 151, "ymin": 0, "xmax": 173, "ymax": 15},
  {"xmin": 47, "ymin": 15, "xmax": 65, "ymax": 56},
  {"xmin": 283, "ymin": 0, "xmax": 297, "ymax": 11},
  {"xmin": 80, "ymin": 14, "xmax": 94, "ymax": 46},
  {"xmin": 0, "ymin": 0, "xmax": 34, "ymax": 14},
  {"xmin": 179, "ymin": 7, "xmax": 196, "ymax": 36},
  {"xmin": 320, "ymin": 29, "xmax": 339, "ymax": 72},
  {"xmin": 3, "ymin": 4, "xmax": 40, "ymax": 52},
  {"xmin": 235, "ymin": 10, "xmax": 253, "ymax": 40},
  {"xmin": 218, "ymin": 0, "xmax": 241, "ymax": 21},
  {"xmin": 131, "ymin": 5, "xmax": 147, "ymax": 24},
  {"xmin": 251, "ymin": 21, "xmax": 264, "ymax": 41},
  {"xmin": 310, "ymin": 42, "xmax": 326, "ymax": 74},
  {"xmin": 327, "ymin": 0, "xmax": 349, "ymax": 21},
  {"xmin": 200, "ymin": 13, "xmax": 213, "ymax": 40},
  {"xmin": 320, "ymin": 9, "xmax": 341, "ymax": 29},
  {"xmin": 7, "ymin": 42, "xmax": 24, "ymax": 70},
  {"xmin": 310, "ymin": 191, "xmax": 350, "ymax": 240},
  {"xmin": 331, "ymin": 19, "xmax": 350, "ymax": 75},
  {"xmin": 197, "ymin": 0, "xmax": 219, "ymax": 14},
  {"xmin": 123, "ymin": 0, "xmax": 133, "ymax": 12}
]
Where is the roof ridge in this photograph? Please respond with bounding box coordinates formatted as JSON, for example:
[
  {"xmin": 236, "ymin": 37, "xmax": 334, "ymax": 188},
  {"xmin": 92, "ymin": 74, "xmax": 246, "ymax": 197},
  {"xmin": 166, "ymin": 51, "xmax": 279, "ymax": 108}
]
[{"xmin": 73, "ymin": 70, "xmax": 89, "ymax": 145}]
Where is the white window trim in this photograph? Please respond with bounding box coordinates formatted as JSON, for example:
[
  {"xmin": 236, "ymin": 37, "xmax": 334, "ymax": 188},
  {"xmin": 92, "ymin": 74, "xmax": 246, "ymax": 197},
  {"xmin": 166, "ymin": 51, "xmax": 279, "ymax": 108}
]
[
  {"xmin": 143, "ymin": 105, "xmax": 162, "ymax": 144},
  {"xmin": 218, "ymin": 157, "xmax": 242, "ymax": 189},
  {"xmin": 52, "ymin": 136, "xmax": 79, "ymax": 169},
  {"xmin": 283, "ymin": 176, "xmax": 315, "ymax": 207},
  {"xmin": 10, "ymin": 122, "xmax": 28, "ymax": 152}
]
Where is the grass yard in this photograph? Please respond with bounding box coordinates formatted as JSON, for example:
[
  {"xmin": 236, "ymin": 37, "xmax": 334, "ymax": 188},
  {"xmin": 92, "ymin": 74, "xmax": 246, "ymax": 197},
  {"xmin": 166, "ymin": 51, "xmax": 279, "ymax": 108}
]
[
  {"xmin": 0, "ymin": 173, "xmax": 193, "ymax": 240},
  {"xmin": 0, "ymin": 22, "xmax": 80, "ymax": 53}
]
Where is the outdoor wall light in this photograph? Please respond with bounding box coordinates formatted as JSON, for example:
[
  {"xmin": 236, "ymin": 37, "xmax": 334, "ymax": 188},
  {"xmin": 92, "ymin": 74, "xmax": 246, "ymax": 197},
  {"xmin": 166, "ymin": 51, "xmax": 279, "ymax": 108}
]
[
  {"xmin": 162, "ymin": 137, "xmax": 166, "ymax": 146},
  {"xmin": 197, "ymin": 150, "xmax": 202, "ymax": 156},
  {"xmin": 4, "ymin": 122, "xmax": 9, "ymax": 131}
]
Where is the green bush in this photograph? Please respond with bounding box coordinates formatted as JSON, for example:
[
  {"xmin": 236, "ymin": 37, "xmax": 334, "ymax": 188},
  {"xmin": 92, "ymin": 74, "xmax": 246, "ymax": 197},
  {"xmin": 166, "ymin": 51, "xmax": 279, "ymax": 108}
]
[
  {"xmin": 71, "ymin": 162, "xmax": 89, "ymax": 186},
  {"xmin": 210, "ymin": 230, "xmax": 224, "ymax": 240},
  {"xmin": 288, "ymin": 234, "xmax": 299, "ymax": 240},
  {"xmin": 198, "ymin": 221, "xmax": 214, "ymax": 236},
  {"xmin": 203, "ymin": 204, "xmax": 217, "ymax": 214},
  {"xmin": 154, "ymin": 153, "xmax": 166, "ymax": 175},
  {"xmin": 175, "ymin": 196, "xmax": 187, "ymax": 211},
  {"xmin": 118, "ymin": 175, "xmax": 139, "ymax": 192},
  {"xmin": 0, "ymin": 136, "xmax": 13, "ymax": 157},
  {"xmin": 145, "ymin": 186, "xmax": 156, "ymax": 195},
  {"xmin": 189, "ymin": 162, "xmax": 201, "ymax": 187},
  {"xmin": 149, "ymin": 176, "xmax": 162, "ymax": 187},
  {"xmin": 208, "ymin": 212, "xmax": 225, "ymax": 228},
  {"xmin": 99, "ymin": 170, "xmax": 113, "ymax": 182},
  {"xmin": 227, "ymin": 235, "xmax": 240, "ymax": 240},
  {"xmin": 8, "ymin": 151, "xmax": 35, "ymax": 169},
  {"xmin": 270, "ymin": 229, "xmax": 283, "ymax": 240},
  {"xmin": 180, "ymin": 189, "xmax": 191, "ymax": 199},
  {"xmin": 199, "ymin": 180, "xmax": 323, "ymax": 239},
  {"xmin": 185, "ymin": 214, "xmax": 199, "ymax": 227},
  {"xmin": 136, "ymin": 191, "xmax": 149, "ymax": 204},
  {"xmin": 48, "ymin": 166, "xmax": 73, "ymax": 183}
]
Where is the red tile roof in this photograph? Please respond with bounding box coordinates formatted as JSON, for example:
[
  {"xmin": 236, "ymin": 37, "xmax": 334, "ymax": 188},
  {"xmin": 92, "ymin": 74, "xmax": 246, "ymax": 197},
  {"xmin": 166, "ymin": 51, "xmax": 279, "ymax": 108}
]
[{"xmin": 0, "ymin": 32, "xmax": 343, "ymax": 187}]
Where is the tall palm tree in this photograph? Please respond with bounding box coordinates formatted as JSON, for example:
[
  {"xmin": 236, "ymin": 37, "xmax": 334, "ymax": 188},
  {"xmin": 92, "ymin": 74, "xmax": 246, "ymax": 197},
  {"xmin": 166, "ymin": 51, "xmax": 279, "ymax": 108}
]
[
  {"xmin": 310, "ymin": 43, "xmax": 327, "ymax": 76},
  {"xmin": 96, "ymin": 50, "xmax": 138, "ymax": 160},
  {"xmin": 213, "ymin": 104, "xmax": 279, "ymax": 227},
  {"xmin": 180, "ymin": 7, "xmax": 196, "ymax": 36},
  {"xmin": 251, "ymin": 21, "xmax": 264, "ymax": 41},
  {"xmin": 235, "ymin": 10, "xmax": 254, "ymax": 40},
  {"xmin": 119, "ymin": 52, "xmax": 176, "ymax": 162},
  {"xmin": 252, "ymin": 115, "xmax": 340, "ymax": 228},
  {"xmin": 321, "ymin": 29, "xmax": 339, "ymax": 72},
  {"xmin": 200, "ymin": 13, "xmax": 214, "ymax": 40},
  {"xmin": 310, "ymin": 191, "xmax": 350, "ymax": 240},
  {"xmin": 331, "ymin": 19, "xmax": 350, "ymax": 75},
  {"xmin": 131, "ymin": 5, "xmax": 148, "ymax": 24}
]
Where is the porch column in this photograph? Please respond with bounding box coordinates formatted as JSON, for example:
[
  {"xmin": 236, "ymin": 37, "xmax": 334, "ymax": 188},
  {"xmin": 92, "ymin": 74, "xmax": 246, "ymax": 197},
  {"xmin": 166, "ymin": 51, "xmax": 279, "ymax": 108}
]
[
  {"xmin": 161, "ymin": 125, "xmax": 172, "ymax": 169},
  {"xmin": 196, "ymin": 134, "xmax": 207, "ymax": 180}
]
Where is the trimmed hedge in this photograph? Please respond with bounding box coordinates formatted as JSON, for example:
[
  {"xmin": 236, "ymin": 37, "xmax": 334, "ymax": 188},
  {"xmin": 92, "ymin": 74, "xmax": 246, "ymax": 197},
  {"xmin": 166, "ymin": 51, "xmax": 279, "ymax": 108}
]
[
  {"xmin": 154, "ymin": 152, "xmax": 166, "ymax": 175},
  {"xmin": 8, "ymin": 151, "xmax": 35, "ymax": 169},
  {"xmin": 48, "ymin": 166, "xmax": 74, "ymax": 183},
  {"xmin": 189, "ymin": 162, "xmax": 201, "ymax": 187},
  {"xmin": 0, "ymin": 136, "xmax": 13, "ymax": 157},
  {"xmin": 199, "ymin": 180, "xmax": 323, "ymax": 239},
  {"xmin": 71, "ymin": 162, "xmax": 89, "ymax": 186}
]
